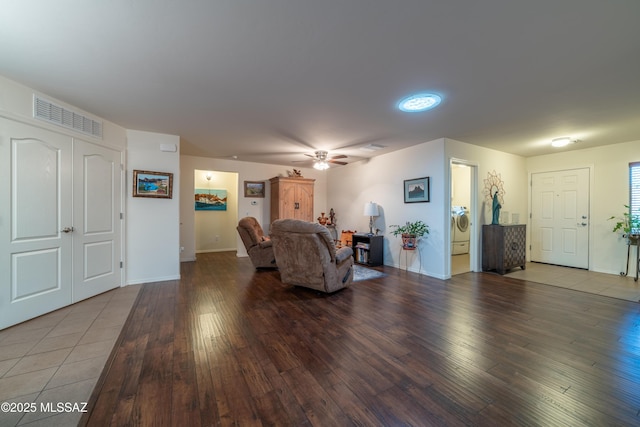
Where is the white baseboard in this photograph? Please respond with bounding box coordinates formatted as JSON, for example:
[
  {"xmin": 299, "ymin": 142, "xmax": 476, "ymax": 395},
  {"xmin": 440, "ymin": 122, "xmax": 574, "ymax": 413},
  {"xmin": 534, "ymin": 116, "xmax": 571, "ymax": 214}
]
[{"xmin": 126, "ymin": 274, "xmax": 181, "ymax": 286}]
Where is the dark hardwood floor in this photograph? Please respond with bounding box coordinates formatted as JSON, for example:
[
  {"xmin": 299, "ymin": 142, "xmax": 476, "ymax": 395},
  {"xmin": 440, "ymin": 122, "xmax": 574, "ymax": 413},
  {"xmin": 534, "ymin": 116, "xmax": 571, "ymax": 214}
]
[{"xmin": 82, "ymin": 252, "xmax": 640, "ymax": 426}]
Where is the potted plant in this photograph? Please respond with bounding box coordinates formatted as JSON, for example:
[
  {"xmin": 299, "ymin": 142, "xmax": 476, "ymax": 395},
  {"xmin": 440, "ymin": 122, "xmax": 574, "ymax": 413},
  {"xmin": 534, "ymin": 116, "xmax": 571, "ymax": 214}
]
[
  {"xmin": 390, "ymin": 220, "xmax": 429, "ymax": 250},
  {"xmin": 609, "ymin": 205, "xmax": 640, "ymax": 244}
]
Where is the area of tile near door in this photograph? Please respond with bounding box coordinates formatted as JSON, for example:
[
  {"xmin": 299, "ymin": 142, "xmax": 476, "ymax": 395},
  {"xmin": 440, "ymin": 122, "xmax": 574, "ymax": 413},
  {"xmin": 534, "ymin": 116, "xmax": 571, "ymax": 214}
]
[
  {"xmin": 506, "ymin": 262, "xmax": 640, "ymax": 302},
  {"xmin": 0, "ymin": 285, "xmax": 140, "ymax": 427}
]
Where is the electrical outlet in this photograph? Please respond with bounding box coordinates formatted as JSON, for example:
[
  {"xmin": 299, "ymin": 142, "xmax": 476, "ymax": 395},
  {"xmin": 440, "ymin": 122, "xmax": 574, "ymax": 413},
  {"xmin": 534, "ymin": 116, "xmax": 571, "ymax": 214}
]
[{"xmin": 215, "ymin": 235, "xmax": 220, "ymax": 242}]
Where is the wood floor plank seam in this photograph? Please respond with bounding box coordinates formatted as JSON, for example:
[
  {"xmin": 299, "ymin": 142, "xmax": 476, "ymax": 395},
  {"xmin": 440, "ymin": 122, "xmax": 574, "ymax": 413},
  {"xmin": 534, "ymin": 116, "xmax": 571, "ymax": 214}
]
[{"xmin": 81, "ymin": 252, "xmax": 640, "ymax": 426}]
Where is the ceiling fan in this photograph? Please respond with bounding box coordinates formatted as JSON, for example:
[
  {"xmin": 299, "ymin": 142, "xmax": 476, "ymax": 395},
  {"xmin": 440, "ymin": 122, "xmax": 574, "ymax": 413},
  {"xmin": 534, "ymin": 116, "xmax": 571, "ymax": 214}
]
[{"xmin": 299, "ymin": 150, "xmax": 348, "ymax": 170}]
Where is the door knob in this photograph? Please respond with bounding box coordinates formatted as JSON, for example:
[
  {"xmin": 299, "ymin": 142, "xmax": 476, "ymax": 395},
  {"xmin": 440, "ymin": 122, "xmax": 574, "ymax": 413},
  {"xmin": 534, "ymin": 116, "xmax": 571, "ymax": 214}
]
[
  {"xmin": 61, "ymin": 227, "xmax": 74, "ymax": 233},
  {"xmin": 577, "ymin": 223, "xmax": 587, "ymax": 227}
]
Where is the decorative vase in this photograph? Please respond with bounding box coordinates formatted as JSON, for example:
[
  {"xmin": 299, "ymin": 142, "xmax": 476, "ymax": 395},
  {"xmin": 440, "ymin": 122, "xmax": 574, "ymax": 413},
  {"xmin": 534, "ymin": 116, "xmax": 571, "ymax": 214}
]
[
  {"xmin": 401, "ymin": 233, "xmax": 417, "ymax": 250},
  {"xmin": 318, "ymin": 212, "xmax": 328, "ymax": 225}
]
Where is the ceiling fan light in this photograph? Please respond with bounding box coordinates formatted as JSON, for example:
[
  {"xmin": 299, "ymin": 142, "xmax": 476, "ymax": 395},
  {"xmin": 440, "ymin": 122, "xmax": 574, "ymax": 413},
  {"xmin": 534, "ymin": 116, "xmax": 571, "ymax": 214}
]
[
  {"xmin": 551, "ymin": 137, "xmax": 572, "ymax": 148},
  {"xmin": 313, "ymin": 161, "xmax": 329, "ymax": 170}
]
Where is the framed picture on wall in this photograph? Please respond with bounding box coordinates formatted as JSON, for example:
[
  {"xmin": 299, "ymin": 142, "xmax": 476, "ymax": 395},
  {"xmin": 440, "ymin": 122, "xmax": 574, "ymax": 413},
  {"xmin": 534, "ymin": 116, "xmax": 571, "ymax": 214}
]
[
  {"xmin": 404, "ymin": 177, "xmax": 430, "ymax": 203},
  {"xmin": 244, "ymin": 181, "xmax": 265, "ymax": 198},
  {"xmin": 195, "ymin": 188, "xmax": 227, "ymax": 210},
  {"xmin": 133, "ymin": 170, "xmax": 173, "ymax": 199}
]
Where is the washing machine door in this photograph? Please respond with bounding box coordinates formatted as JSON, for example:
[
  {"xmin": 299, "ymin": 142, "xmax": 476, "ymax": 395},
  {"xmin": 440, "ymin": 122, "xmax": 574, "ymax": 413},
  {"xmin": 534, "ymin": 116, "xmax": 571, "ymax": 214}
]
[{"xmin": 456, "ymin": 213, "xmax": 469, "ymax": 232}]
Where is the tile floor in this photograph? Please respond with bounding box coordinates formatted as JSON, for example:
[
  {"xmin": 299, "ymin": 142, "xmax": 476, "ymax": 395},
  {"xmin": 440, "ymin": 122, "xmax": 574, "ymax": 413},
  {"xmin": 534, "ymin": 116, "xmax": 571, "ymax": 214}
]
[
  {"xmin": 506, "ymin": 262, "xmax": 640, "ymax": 303},
  {"xmin": 452, "ymin": 253, "xmax": 640, "ymax": 303},
  {"xmin": 0, "ymin": 285, "xmax": 140, "ymax": 427}
]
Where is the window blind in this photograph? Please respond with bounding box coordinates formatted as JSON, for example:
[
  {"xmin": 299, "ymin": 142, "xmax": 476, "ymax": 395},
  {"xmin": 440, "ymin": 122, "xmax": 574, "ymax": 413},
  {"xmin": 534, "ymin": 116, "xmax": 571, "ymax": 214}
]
[{"xmin": 630, "ymin": 162, "xmax": 640, "ymax": 234}]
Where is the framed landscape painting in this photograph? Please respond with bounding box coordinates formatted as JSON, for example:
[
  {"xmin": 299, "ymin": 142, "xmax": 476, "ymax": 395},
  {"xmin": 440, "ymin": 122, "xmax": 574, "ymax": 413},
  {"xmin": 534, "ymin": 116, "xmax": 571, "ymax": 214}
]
[
  {"xmin": 404, "ymin": 177, "xmax": 430, "ymax": 203},
  {"xmin": 244, "ymin": 181, "xmax": 265, "ymax": 198},
  {"xmin": 133, "ymin": 170, "xmax": 173, "ymax": 199},
  {"xmin": 195, "ymin": 188, "xmax": 228, "ymax": 210}
]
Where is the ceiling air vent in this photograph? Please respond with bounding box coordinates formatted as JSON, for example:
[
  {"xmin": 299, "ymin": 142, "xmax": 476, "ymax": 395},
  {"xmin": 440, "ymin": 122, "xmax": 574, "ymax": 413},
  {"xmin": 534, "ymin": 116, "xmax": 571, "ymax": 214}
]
[{"xmin": 33, "ymin": 95, "xmax": 103, "ymax": 139}]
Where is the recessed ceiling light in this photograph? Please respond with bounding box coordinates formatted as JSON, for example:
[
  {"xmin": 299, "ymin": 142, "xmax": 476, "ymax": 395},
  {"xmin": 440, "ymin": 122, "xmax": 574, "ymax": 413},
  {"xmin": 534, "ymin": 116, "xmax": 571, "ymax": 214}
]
[{"xmin": 398, "ymin": 93, "xmax": 442, "ymax": 112}]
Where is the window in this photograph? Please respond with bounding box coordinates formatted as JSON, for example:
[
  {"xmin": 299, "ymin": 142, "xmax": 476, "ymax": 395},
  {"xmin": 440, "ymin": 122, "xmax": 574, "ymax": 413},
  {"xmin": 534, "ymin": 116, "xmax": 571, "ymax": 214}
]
[{"xmin": 629, "ymin": 162, "xmax": 640, "ymax": 234}]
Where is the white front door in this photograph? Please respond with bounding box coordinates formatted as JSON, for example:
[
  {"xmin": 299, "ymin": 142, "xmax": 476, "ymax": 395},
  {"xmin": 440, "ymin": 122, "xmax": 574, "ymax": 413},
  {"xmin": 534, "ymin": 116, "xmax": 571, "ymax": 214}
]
[
  {"xmin": 530, "ymin": 168, "xmax": 590, "ymax": 268},
  {"xmin": 72, "ymin": 139, "xmax": 122, "ymax": 301},
  {"xmin": 0, "ymin": 118, "xmax": 73, "ymax": 329}
]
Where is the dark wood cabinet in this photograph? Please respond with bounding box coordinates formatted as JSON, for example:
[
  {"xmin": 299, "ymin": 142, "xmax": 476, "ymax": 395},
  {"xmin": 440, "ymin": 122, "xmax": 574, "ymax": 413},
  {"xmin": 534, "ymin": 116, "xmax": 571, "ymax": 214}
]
[
  {"xmin": 482, "ymin": 224, "xmax": 526, "ymax": 274},
  {"xmin": 351, "ymin": 234, "xmax": 383, "ymax": 267}
]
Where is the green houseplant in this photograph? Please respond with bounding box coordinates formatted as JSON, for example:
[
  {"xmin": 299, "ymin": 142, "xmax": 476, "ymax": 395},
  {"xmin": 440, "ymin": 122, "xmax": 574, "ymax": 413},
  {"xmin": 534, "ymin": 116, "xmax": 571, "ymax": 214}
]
[
  {"xmin": 609, "ymin": 205, "xmax": 640, "ymax": 243},
  {"xmin": 390, "ymin": 220, "xmax": 429, "ymax": 250}
]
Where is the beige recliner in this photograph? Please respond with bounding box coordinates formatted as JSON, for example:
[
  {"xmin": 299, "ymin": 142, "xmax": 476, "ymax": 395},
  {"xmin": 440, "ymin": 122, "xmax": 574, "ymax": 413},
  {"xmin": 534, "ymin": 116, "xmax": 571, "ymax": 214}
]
[
  {"xmin": 237, "ymin": 217, "xmax": 277, "ymax": 269},
  {"xmin": 270, "ymin": 219, "xmax": 354, "ymax": 293}
]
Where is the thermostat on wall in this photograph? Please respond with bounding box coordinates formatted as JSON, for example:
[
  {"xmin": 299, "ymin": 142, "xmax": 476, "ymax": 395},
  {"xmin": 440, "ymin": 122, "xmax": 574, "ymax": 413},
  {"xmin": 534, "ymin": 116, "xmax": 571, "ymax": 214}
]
[{"xmin": 250, "ymin": 200, "xmax": 258, "ymax": 206}]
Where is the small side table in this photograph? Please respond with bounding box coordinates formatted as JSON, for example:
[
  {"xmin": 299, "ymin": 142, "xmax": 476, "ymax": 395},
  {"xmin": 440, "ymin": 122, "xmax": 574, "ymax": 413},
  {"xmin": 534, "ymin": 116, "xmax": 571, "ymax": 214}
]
[
  {"xmin": 399, "ymin": 246, "xmax": 421, "ymax": 273},
  {"xmin": 351, "ymin": 234, "xmax": 383, "ymax": 267},
  {"xmin": 621, "ymin": 237, "xmax": 640, "ymax": 282}
]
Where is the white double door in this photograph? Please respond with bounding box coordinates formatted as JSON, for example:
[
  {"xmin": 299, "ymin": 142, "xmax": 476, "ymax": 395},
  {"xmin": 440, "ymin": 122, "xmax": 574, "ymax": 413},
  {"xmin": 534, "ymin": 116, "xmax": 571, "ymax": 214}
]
[
  {"xmin": 0, "ymin": 118, "xmax": 122, "ymax": 330},
  {"xmin": 530, "ymin": 168, "xmax": 590, "ymax": 269}
]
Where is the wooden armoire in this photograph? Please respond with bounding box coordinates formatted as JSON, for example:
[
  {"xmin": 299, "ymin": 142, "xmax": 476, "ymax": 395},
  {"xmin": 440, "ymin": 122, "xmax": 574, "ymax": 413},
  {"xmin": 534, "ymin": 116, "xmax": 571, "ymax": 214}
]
[{"xmin": 269, "ymin": 177, "xmax": 315, "ymax": 222}]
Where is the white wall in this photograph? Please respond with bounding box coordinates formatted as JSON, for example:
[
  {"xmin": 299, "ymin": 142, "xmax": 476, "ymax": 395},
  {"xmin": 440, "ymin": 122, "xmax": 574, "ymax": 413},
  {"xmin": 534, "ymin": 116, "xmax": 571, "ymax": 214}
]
[
  {"xmin": 327, "ymin": 138, "xmax": 528, "ymax": 279},
  {"xmin": 194, "ymin": 169, "xmax": 238, "ymax": 253},
  {"xmin": 445, "ymin": 138, "xmax": 528, "ymax": 272},
  {"xmin": 526, "ymin": 139, "xmax": 640, "ymax": 276},
  {"xmin": 451, "ymin": 165, "xmax": 471, "ymax": 208},
  {"xmin": 328, "ymin": 139, "xmax": 447, "ymax": 278},
  {"xmin": 0, "ymin": 75, "xmax": 126, "ymax": 150},
  {"xmin": 180, "ymin": 155, "xmax": 328, "ymax": 262},
  {"xmin": 126, "ymin": 130, "xmax": 181, "ymax": 284},
  {"xmin": 445, "ymin": 138, "xmax": 528, "ymax": 227}
]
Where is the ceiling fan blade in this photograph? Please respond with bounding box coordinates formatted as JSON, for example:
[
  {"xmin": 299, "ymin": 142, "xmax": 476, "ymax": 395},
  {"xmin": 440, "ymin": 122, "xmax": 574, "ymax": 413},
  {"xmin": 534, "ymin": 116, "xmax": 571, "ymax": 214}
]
[
  {"xmin": 304, "ymin": 153, "xmax": 315, "ymax": 158},
  {"xmin": 330, "ymin": 154, "xmax": 348, "ymax": 160},
  {"xmin": 328, "ymin": 160, "xmax": 348, "ymax": 165}
]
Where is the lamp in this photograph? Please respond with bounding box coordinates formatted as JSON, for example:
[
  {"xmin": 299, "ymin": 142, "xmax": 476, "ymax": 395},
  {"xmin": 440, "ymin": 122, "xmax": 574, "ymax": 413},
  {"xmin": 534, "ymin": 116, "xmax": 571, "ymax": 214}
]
[{"xmin": 363, "ymin": 202, "xmax": 379, "ymax": 235}]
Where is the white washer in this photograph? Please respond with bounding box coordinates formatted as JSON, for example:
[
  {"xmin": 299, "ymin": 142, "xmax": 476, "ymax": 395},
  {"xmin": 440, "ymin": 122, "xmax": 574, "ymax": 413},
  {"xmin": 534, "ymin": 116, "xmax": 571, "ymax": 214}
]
[{"xmin": 452, "ymin": 206, "xmax": 470, "ymax": 255}]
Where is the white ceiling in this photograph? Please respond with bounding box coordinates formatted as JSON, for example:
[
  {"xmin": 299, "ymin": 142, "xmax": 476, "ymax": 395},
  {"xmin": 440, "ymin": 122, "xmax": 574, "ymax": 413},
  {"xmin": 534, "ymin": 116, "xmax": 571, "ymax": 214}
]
[{"xmin": 1, "ymin": 1, "xmax": 639, "ymax": 167}]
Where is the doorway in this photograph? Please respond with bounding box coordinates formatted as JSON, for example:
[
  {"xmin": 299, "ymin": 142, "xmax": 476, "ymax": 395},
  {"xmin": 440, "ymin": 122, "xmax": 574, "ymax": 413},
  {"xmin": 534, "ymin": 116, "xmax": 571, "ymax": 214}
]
[
  {"xmin": 0, "ymin": 118, "xmax": 123, "ymax": 329},
  {"xmin": 450, "ymin": 160, "xmax": 478, "ymax": 276},
  {"xmin": 530, "ymin": 168, "xmax": 590, "ymax": 269},
  {"xmin": 194, "ymin": 169, "xmax": 239, "ymax": 254}
]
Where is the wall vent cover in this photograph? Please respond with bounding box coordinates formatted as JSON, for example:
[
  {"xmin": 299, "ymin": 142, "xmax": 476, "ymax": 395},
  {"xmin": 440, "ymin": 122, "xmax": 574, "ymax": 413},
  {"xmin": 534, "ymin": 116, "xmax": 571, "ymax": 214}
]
[{"xmin": 33, "ymin": 95, "xmax": 103, "ymax": 139}]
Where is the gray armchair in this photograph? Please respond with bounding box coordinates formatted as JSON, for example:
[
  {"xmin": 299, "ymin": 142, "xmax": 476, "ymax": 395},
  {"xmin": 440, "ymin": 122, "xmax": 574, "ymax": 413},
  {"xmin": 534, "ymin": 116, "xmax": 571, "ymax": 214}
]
[
  {"xmin": 237, "ymin": 217, "xmax": 277, "ymax": 269},
  {"xmin": 270, "ymin": 219, "xmax": 354, "ymax": 293}
]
